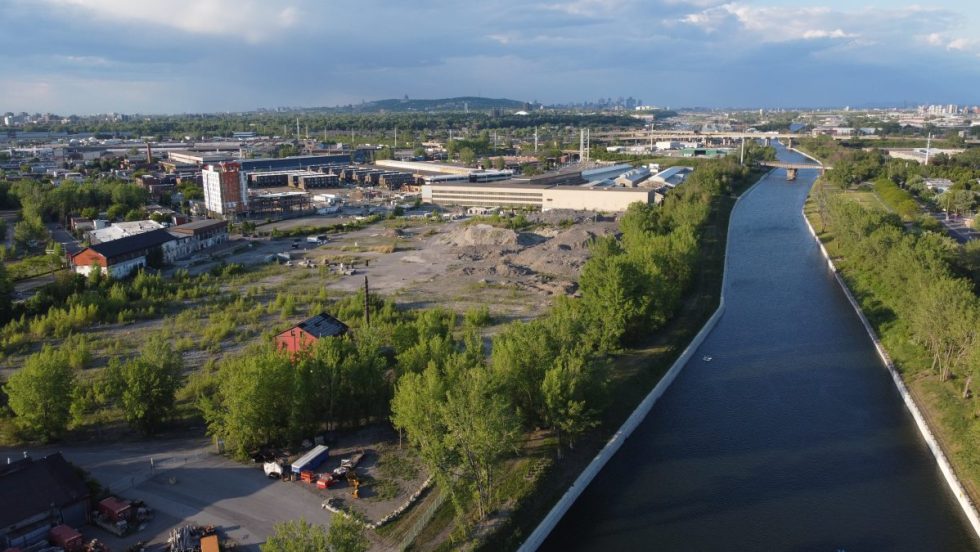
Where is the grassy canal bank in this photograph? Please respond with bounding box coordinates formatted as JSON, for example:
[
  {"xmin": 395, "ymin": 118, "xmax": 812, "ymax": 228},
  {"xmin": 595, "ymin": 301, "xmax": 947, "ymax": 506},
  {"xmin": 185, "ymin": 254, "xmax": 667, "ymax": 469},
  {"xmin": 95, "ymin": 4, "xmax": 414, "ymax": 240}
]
[{"xmin": 804, "ymin": 175, "xmax": 980, "ymax": 535}]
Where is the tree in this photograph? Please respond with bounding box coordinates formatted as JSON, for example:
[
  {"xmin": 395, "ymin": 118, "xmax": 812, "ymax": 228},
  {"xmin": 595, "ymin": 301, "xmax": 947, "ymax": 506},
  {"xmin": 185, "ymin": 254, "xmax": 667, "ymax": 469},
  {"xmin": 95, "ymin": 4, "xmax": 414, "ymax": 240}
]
[
  {"xmin": 326, "ymin": 515, "xmax": 369, "ymax": 552},
  {"xmin": 0, "ymin": 262, "xmax": 13, "ymax": 323},
  {"xmin": 493, "ymin": 156, "xmax": 506, "ymax": 170},
  {"xmin": 3, "ymin": 345, "xmax": 75, "ymax": 440},
  {"xmin": 108, "ymin": 336, "xmax": 184, "ymax": 434},
  {"xmin": 203, "ymin": 348, "xmax": 294, "ymax": 458},
  {"xmin": 441, "ymin": 365, "xmax": 521, "ymax": 519},
  {"xmin": 541, "ymin": 352, "xmax": 605, "ymax": 457},
  {"xmin": 262, "ymin": 519, "xmax": 328, "ymax": 552},
  {"xmin": 459, "ymin": 147, "xmax": 476, "ymax": 166},
  {"xmin": 13, "ymin": 214, "xmax": 47, "ymax": 249}
]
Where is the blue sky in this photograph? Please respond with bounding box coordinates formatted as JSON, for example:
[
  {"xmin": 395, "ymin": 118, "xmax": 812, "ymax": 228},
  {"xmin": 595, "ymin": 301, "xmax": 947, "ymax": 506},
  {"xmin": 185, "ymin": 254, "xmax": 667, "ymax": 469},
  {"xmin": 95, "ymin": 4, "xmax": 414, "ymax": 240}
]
[{"xmin": 0, "ymin": 0, "xmax": 978, "ymax": 114}]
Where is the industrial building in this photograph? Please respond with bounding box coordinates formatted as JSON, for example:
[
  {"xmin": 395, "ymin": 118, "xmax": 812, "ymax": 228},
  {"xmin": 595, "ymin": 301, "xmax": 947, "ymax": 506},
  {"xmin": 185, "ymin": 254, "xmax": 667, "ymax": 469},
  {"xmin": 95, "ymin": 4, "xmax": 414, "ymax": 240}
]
[
  {"xmin": 167, "ymin": 151, "xmax": 232, "ymax": 166},
  {"xmin": 87, "ymin": 219, "xmax": 164, "ymax": 244},
  {"xmin": 246, "ymin": 170, "xmax": 338, "ymax": 190},
  {"xmin": 0, "ymin": 453, "xmax": 90, "ymax": 550},
  {"xmin": 378, "ymin": 172, "xmax": 415, "ymax": 190},
  {"xmin": 202, "ymin": 162, "xmax": 247, "ymax": 216},
  {"xmin": 70, "ymin": 220, "xmax": 229, "ymax": 278},
  {"xmin": 375, "ymin": 159, "xmax": 471, "ymax": 175},
  {"xmin": 239, "ymin": 153, "xmax": 355, "ymax": 173},
  {"xmin": 247, "ymin": 191, "xmax": 311, "ymax": 217},
  {"xmin": 422, "ymin": 182, "xmax": 655, "ymax": 212},
  {"xmin": 614, "ymin": 167, "xmax": 652, "ymax": 188},
  {"xmin": 276, "ymin": 312, "xmax": 349, "ymax": 358},
  {"xmin": 650, "ymin": 166, "xmax": 693, "ymax": 188}
]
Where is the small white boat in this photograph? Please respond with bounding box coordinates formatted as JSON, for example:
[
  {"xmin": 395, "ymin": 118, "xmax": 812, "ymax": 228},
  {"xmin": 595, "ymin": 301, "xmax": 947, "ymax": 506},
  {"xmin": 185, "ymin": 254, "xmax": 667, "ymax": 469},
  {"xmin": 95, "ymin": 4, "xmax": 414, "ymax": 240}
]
[{"xmin": 702, "ymin": 355, "xmax": 713, "ymax": 362}]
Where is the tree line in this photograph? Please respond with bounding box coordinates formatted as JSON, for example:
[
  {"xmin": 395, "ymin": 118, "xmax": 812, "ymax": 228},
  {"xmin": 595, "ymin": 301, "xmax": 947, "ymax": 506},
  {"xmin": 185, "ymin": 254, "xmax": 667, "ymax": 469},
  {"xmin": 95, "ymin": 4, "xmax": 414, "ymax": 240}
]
[{"xmin": 0, "ymin": 151, "xmax": 763, "ymax": 535}]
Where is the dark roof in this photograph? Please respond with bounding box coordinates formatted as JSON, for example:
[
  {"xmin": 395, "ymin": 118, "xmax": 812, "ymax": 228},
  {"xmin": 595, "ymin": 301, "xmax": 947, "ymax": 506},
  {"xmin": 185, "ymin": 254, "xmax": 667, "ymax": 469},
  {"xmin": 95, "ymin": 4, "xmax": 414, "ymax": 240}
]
[
  {"xmin": 169, "ymin": 219, "xmax": 227, "ymax": 236},
  {"xmin": 0, "ymin": 453, "xmax": 90, "ymax": 529},
  {"xmin": 80, "ymin": 228, "xmax": 175, "ymax": 261},
  {"xmin": 291, "ymin": 312, "xmax": 348, "ymax": 339}
]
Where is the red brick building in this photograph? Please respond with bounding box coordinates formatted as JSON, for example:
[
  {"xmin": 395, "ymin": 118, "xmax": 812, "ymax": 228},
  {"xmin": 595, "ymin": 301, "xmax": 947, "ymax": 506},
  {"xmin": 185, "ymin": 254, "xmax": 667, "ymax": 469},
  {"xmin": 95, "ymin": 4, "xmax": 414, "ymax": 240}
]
[{"xmin": 275, "ymin": 312, "xmax": 349, "ymax": 358}]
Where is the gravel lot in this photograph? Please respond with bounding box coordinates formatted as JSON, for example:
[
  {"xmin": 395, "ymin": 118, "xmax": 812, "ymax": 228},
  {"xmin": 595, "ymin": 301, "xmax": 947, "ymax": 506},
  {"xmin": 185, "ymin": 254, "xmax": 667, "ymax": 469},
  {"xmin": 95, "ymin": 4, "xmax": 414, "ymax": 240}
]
[{"xmin": 1, "ymin": 435, "xmax": 332, "ymax": 551}]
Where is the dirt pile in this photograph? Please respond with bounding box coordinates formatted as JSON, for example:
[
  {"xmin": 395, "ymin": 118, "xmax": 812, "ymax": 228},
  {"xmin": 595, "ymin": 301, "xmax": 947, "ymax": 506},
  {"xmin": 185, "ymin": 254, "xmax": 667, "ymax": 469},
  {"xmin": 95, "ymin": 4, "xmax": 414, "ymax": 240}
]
[{"xmin": 444, "ymin": 224, "xmax": 520, "ymax": 247}]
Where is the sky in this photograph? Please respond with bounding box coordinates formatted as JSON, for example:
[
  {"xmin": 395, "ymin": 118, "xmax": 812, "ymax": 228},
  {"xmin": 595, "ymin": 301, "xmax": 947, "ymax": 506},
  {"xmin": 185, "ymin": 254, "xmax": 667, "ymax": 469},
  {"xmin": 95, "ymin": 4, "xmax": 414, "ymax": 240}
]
[{"xmin": 0, "ymin": 0, "xmax": 978, "ymax": 114}]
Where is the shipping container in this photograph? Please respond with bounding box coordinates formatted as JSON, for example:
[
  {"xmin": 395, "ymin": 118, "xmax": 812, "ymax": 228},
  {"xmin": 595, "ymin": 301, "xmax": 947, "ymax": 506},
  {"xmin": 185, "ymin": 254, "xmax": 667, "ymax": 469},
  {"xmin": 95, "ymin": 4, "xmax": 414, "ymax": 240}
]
[{"xmin": 291, "ymin": 445, "xmax": 329, "ymax": 474}]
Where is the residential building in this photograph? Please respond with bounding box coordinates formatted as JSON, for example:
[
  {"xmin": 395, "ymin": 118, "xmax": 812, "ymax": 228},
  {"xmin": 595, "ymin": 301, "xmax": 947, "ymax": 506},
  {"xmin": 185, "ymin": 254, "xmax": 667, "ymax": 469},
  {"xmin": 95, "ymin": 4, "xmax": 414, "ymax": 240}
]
[
  {"xmin": 202, "ymin": 162, "xmax": 247, "ymax": 216},
  {"xmin": 275, "ymin": 312, "xmax": 349, "ymax": 357},
  {"xmin": 0, "ymin": 453, "xmax": 90, "ymax": 550}
]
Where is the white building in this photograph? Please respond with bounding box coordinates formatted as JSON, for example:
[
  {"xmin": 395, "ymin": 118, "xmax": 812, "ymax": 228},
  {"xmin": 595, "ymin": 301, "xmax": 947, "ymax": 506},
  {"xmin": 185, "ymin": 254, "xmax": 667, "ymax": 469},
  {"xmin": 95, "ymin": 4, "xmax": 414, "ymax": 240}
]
[
  {"xmin": 422, "ymin": 182, "xmax": 654, "ymax": 212},
  {"xmin": 87, "ymin": 220, "xmax": 164, "ymax": 244},
  {"xmin": 202, "ymin": 162, "xmax": 247, "ymax": 216}
]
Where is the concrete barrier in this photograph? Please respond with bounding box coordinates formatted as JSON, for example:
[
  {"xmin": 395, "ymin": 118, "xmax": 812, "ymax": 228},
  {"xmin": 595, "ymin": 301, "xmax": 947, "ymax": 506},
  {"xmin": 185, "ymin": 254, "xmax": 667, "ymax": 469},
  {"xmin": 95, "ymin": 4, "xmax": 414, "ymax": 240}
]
[
  {"xmin": 517, "ymin": 172, "xmax": 771, "ymax": 552},
  {"xmin": 803, "ymin": 208, "xmax": 980, "ymax": 540}
]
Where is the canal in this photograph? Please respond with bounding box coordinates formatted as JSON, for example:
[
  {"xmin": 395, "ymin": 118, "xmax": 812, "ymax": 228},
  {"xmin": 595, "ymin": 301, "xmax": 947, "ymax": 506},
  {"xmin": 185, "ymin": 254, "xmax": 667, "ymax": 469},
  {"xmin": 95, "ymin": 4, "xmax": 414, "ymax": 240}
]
[{"xmin": 539, "ymin": 145, "xmax": 978, "ymax": 551}]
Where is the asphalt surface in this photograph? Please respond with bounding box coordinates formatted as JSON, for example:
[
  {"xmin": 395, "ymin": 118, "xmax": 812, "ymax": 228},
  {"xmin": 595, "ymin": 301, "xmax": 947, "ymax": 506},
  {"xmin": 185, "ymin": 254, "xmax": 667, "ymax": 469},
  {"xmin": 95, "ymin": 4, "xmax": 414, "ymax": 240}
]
[
  {"xmin": 46, "ymin": 222, "xmax": 83, "ymax": 254},
  {"xmin": 2, "ymin": 435, "xmax": 332, "ymax": 550}
]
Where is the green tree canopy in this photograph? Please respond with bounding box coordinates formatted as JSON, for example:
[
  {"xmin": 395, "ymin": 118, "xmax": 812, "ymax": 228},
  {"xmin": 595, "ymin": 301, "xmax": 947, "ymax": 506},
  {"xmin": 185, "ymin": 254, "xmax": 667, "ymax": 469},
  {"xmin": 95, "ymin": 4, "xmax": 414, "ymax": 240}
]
[{"xmin": 3, "ymin": 345, "xmax": 76, "ymax": 440}]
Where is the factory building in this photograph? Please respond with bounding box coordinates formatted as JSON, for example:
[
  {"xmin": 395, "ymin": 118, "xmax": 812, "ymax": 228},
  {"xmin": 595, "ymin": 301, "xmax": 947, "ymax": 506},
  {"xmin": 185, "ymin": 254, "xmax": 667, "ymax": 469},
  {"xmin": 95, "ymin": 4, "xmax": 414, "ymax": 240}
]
[
  {"xmin": 0, "ymin": 453, "xmax": 90, "ymax": 550},
  {"xmin": 422, "ymin": 182, "xmax": 654, "ymax": 212},
  {"xmin": 167, "ymin": 151, "xmax": 232, "ymax": 166},
  {"xmin": 246, "ymin": 170, "xmax": 338, "ymax": 189},
  {"xmin": 375, "ymin": 159, "xmax": 471, "ymax": 175},
  {"xmin": 650, "ymin": 166, "xmax": 693, "ymax": 188},
  {"xmin": 614, "ymin": 167, "xmax": 652, "ymax": 188},
  {"xmin": 378, "ymin": 172, "xmax": 416, "ymax": 190},
  {"xmin": 239, "ymin": 153, "xmax": 354, "ymax": 173},
  {"xmin": 202, "ymin": 162, "xmax": 247, "ymax": 216}
]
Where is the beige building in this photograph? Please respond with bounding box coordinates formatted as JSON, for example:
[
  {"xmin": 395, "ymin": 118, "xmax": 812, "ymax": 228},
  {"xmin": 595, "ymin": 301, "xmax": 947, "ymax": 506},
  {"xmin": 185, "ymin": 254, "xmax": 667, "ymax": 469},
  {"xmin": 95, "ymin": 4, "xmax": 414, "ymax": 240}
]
[{"xmin": 422, "ymin": 182, "xmax": 654, "ymax": 212}]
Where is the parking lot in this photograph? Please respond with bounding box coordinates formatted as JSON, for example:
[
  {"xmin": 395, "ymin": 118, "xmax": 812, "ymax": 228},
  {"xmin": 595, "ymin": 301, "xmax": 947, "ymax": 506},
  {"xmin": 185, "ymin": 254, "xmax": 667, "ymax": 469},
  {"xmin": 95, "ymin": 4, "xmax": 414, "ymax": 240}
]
[{"xmin": 2, "ymin": 435, "xmax": 333, "ymax": 550}]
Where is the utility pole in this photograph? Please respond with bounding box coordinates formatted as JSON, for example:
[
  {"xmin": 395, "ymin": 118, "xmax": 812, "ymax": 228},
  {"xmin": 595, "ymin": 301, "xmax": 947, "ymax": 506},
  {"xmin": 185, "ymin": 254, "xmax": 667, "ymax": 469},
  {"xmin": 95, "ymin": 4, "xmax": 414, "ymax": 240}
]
[
  {"xmin": 740, "ymin": 135, "xmax": 745, "ymax": 166},
  {"xmin": 925, "ymin": 133, "xmax": 932, "ymax": 166},
  {"xmin": 296, "ymin": 118, "xmax": 300, "ymax": 141},
  {"xmin": 534, "ymin": 127, "xmax": 539, "ymax": 153},
  {"xmin": 364, "ymin": 276, "xmax": 370, "ymax": 326},
  {"xmin": 394, "ymin": 127, "xmax": 397, "ymax": 149},
  {"xmin": 586, "ymin": 128, "xmax": 590, "ymax": 163}
]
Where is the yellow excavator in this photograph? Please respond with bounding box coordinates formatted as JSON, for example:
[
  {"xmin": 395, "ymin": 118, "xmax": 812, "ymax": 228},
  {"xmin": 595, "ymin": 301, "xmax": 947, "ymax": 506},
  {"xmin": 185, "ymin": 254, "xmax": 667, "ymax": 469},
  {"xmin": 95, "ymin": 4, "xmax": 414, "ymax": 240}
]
[{"xmin": 346, "ymin": 469, "xmax": 360, "ymax": 499}]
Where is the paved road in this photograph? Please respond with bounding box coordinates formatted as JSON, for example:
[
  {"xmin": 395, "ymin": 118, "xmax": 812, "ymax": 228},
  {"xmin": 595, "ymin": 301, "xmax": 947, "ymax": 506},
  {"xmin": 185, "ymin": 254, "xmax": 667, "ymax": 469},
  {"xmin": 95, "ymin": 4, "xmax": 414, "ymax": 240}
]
[
  {"xmin": 46, "ymin": 222, "xmax": 83, "ymax": 254},
  {"xmin": 2, "ymin": 436, "xmax": 332, "ymax": 550},
  {"xmin": 925, "ymin": 211, "xmax": 979, "ymax": 244}
]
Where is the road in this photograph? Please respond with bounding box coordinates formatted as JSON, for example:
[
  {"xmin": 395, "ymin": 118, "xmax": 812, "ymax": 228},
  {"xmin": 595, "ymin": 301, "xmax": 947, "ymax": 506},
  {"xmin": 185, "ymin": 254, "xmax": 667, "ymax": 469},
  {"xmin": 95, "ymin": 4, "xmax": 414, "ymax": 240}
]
[
  {"xmin": 46, "ymin": 222, "xmax": 83, "ymax": 254},
  {"xmin": 927, "ymin": 211, "xmax": 979, "ymax": 243}
]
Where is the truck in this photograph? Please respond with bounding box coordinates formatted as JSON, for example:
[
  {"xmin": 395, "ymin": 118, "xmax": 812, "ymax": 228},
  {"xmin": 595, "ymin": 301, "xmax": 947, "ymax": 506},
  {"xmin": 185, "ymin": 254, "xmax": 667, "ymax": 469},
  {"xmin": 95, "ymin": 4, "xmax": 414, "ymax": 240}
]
[
  {"xmin": 263, "ymin": 460, "xmax": 285, "ymax": 478},
  {"xmin": 291, "ymin": 445, "xmax": 329, "ymax": 475},
  {"xmin": 48, "ymin": 524, "xmax": 83, "ymax": 552},
  {"xmin": 307, "ymin": 235, "xmax": 327, "ymax": 245}
]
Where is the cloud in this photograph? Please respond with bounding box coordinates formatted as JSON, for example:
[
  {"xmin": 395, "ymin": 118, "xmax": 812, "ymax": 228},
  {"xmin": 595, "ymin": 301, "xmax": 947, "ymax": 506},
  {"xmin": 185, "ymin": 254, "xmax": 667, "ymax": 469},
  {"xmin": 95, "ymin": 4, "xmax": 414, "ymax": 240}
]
[
  {"xmin": 35, "ymin": 0, "xmax": 303, "ymax": 42},
  {"xmin": 1, "ymin": 0, "xmax": 978, "ymax": 113},
  {"xmin": 802, "ymin": 29, "xmax": 856, "ymax": 40}
]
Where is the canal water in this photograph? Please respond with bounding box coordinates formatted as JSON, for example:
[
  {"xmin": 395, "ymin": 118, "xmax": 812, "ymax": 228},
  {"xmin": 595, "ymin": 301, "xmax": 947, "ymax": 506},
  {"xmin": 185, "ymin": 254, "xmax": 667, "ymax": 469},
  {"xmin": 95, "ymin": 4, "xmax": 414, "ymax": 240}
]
[{"xmin": 540, "ymin": 145, "xmax": 979, "ymax": 551}]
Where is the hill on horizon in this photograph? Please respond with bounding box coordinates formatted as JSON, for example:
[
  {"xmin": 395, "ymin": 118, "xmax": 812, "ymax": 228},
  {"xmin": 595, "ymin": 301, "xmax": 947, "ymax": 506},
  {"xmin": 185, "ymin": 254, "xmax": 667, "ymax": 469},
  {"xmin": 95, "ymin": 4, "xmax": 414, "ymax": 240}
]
[{"xmin": 336, "ymin": 96, "xmax": 528, "ymax": 113}]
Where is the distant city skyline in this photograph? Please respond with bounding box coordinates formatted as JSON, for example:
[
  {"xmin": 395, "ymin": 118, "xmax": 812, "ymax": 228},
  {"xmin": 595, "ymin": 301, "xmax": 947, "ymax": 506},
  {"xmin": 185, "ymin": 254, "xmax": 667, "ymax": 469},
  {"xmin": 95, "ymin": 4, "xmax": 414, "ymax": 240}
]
[{"xmin": 1, "ymin": 0, "xmax": 978, "ymax": 114}]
